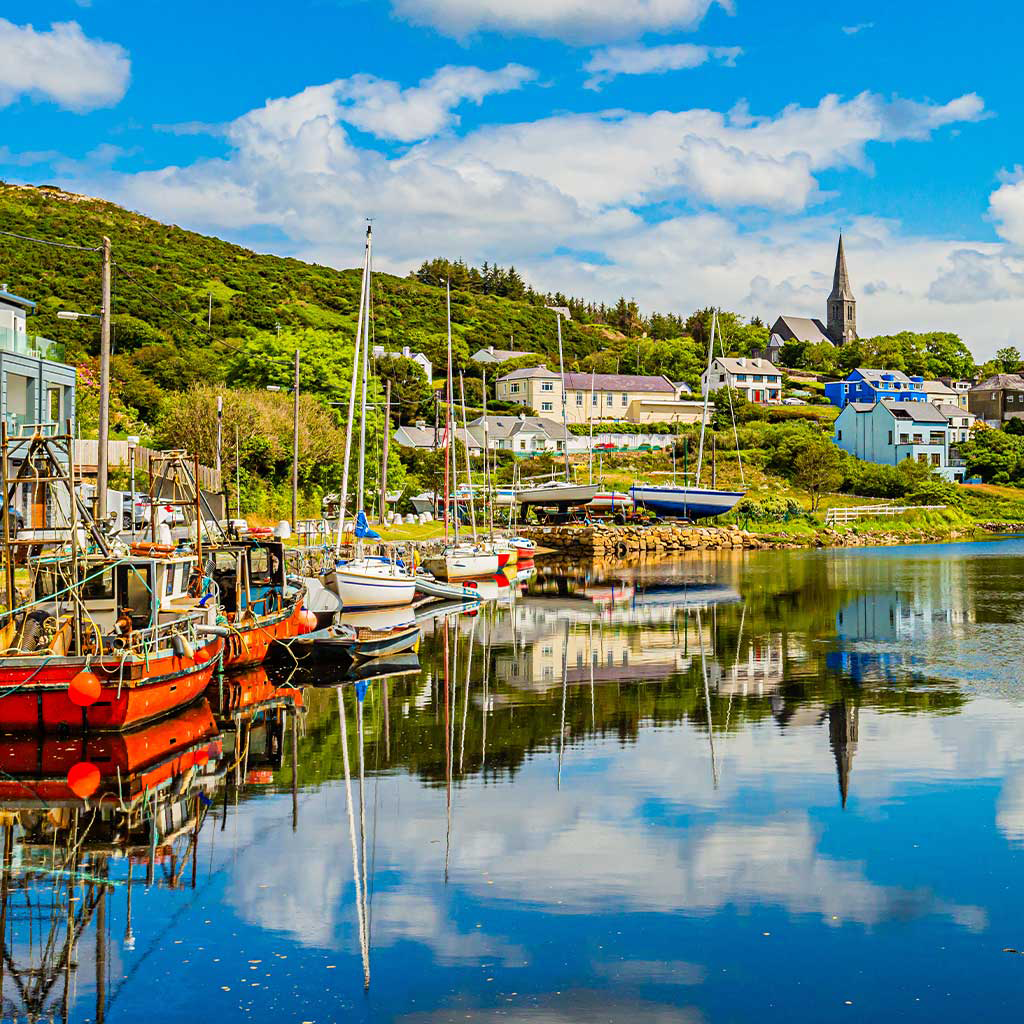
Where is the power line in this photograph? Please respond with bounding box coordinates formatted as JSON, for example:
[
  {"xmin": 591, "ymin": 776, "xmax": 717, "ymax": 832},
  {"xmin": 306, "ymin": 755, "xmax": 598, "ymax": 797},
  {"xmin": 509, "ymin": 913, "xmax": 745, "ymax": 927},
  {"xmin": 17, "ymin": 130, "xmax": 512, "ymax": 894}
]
[{"xmin": 0, "ymin": 228, "xmax": 101, "ymax": 253}]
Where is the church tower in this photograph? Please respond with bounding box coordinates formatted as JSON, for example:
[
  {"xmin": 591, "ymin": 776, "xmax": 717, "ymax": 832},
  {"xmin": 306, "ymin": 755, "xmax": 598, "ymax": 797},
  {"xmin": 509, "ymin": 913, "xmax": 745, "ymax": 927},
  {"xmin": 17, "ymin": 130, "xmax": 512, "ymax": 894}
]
[{"xmin": 826, "ymin": 235, "xmax": 857, "ymax": 345}]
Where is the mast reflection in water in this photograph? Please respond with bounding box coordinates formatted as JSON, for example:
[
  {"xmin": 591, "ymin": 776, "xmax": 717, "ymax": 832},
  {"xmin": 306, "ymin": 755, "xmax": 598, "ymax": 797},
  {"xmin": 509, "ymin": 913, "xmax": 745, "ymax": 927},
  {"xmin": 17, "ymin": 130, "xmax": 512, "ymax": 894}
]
[{"xmin": 2, "ymin": 539, "xmax": 1024, "ymax": 1021}]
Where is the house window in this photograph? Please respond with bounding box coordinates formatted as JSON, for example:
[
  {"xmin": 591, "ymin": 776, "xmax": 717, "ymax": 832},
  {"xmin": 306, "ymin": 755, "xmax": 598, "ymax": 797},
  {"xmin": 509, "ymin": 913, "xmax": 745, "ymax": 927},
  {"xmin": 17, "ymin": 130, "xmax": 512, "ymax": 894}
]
[
  {"xmin": 540, "ymin": 381, "xmax": 554, "ymax": 392},
  {"xmin": 736, "ymin": 374, "xmax": 747, "ymax": 381},
  {"xmin": 606, "ymin": 395, "xmax": 613, "ymax": 407},
  {"xmin": 900, "ymin": 434, "xmax": 910, "ymax": 443},
  {"xmin": 576, "ymin": 393, "xmax": 583, "ymax": 405},
  {"xmin": 1010, "ymin": 395, "xmax": 1016, "ymax": 403},
  {"xmin": 519, "ymin": 440, "xmax": 526, "ymax": 450},
  {"xmin": 992, "ymin": 392, "xmax": 998, "ymax": 399},
  {"xmin": 838, "ymin": 430, "xmax": 843, "ymax": 441},
  {"xmin": 913, "ymin": 434, "xmax": 923, "ymax": 443},
  {"xmin": 621, "ymin": 394, "xmax": 628, "ymax": 406},
  {"xmin": 510, "ymin": 383, "xmax": 520, "ymax": 394},
  {"xmin": 591, "ymin": 394, "xmax": 597, "ymax": 407},
  {"xmin": 541, "ymin": 401, "xmax": 553, "ymax": 412},
  {"xmin": 917, "ymin": 454, "xmax": 928, "ymax": 464},
  {"xmin": 931, "ymin": 453, "xmax": 941, "ymax": 465},
  {"xmin": 887, "ymin": 430, "xmax": 893, "ymax": 444},
  {"xmin": 929, "ymin": 432, "xmax": 945, "ymax": 444}
]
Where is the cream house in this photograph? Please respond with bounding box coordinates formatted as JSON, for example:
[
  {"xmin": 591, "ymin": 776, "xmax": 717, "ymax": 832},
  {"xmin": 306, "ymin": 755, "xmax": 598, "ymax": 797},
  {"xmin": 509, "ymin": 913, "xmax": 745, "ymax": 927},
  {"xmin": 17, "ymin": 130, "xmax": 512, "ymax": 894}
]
[
  {"xmin": 495, "ymin": 367, "xmax": 700, "ymax": 424},
  {"xmin": 701, "ymin": 357, "xmax": 783, "ymax": 404}
]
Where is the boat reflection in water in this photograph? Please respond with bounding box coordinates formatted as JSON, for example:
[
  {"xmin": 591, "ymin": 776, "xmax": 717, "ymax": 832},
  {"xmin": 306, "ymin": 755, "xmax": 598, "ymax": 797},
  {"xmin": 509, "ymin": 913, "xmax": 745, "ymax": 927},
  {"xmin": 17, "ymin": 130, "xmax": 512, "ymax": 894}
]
[{"xmin": 0, "ymin": 702, "xmax": 224, "ymax": 1024}]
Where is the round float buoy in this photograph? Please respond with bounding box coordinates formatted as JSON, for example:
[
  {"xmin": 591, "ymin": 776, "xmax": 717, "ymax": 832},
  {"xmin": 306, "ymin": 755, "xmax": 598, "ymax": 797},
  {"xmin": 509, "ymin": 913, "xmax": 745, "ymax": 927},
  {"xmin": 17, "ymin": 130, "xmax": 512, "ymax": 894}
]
[
  {"xmin": 68, "ymin": 670, "xmax": 101, "ymax": 707},
  {"xmin": 194, "ymin": 647, "xmax": 210, "ymax": 664},
  {"xmin": 67, "ymin": 761, "xmax": 100, "ymax": 798},
  {"xmin": 299, "ymin": 609, "xmax": 318, "ymax": 634}
]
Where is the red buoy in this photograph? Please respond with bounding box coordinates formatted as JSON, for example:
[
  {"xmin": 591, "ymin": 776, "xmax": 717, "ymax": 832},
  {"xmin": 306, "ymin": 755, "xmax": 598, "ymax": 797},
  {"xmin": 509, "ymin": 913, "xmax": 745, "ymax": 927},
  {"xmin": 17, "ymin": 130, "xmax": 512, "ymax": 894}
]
[
  {"xmin": 67, "ymin": 761, "xmax": 100, "ymax": 798},
  {"xmin": 68, "ymin": 670, "xmax": 101, "ymax": 707},
  {"xmin": 299, "ymin": 609, "xmax": 318, "ymax": 634}
]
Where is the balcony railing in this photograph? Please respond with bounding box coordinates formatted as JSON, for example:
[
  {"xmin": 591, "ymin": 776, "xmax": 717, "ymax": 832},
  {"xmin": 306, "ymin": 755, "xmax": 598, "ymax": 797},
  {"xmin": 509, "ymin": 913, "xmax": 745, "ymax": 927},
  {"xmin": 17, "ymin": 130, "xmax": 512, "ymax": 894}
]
[
  {"xmin": 0, "ymin": 327, "xmax": 65, "ymax": 362},
  {"xmin": 5, "ymin": 415, "xmax": 58, "ymax": 437}
]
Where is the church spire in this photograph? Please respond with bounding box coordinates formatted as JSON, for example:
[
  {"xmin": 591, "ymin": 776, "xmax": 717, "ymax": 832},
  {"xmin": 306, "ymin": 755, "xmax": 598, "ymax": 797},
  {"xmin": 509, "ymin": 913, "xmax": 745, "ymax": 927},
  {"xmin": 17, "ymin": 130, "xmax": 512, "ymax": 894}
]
[
  {"xmin": 828, "ymin": 700, "xmax": 859, "ymax": 809},
  {"xmin": 826, "ymin": 234, "xmax": 857, "ymax": 344}
]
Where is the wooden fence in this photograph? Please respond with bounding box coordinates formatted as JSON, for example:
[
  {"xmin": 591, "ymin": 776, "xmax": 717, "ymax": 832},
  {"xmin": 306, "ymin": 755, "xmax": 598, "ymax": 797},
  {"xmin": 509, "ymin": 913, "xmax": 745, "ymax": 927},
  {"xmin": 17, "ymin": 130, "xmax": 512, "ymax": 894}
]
[
  {"xmin": 73, "ymin": 440, "xmax": 222, "ymax": 492},
  {"xmin": 824, "ymin": 504, "xmax": 945, "ymax": 526}
]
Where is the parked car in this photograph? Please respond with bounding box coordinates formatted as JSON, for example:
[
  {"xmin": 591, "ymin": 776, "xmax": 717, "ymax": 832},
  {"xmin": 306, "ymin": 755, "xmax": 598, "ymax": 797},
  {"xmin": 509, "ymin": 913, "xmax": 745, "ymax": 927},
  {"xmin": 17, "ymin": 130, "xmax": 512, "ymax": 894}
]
[
  {"xmin": 782, "ymin": 397, "xmax": 806, "ymax": 405},
  {"xmin": 595, "ymin": 442, "xmax": 617, "ymax": 450}
]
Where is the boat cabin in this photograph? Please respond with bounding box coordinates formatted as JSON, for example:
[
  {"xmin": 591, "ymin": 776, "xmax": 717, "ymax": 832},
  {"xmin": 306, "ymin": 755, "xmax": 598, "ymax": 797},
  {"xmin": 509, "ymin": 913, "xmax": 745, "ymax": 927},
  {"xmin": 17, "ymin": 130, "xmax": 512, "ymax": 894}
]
[
  {"xmin": 206, "ymin": 540, "xmax": 286, "ymax": 619},
  {"xmin": 31, "ymin": 551, "xmax": 205, "ymax": 633}
]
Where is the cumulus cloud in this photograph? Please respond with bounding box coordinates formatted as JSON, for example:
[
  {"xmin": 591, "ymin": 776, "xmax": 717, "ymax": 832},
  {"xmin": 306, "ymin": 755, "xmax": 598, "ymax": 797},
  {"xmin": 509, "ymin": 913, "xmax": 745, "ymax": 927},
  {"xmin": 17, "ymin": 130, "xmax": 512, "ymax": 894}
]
[
  {"xmin": 0, "ymin": 19, "xmax": 130, "ymax": 111},
  {"xmin": 58, "ymin": 77, "xmax": 1015, "ymax": 353},
  {"xmin": 990, "ymin": 168, "xmax": 1024, "ymax": 246},
  {"xmin": 336, "ymin": 64, "xmax": 536, "ymax": 142},
  {"xmin": 390, "ymin": 0, "xmax": 731, "ymax": 44},
  {"xmin": 583, "ymin": 42, "xmax": 742, "ymax": 88}
]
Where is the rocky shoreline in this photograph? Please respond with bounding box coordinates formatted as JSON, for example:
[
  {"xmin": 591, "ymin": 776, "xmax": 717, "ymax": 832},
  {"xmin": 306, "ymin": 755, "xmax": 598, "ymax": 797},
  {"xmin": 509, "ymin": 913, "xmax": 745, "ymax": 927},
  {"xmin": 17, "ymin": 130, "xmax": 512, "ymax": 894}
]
[{"xmin": 518, "ymin": 520, "xmax": 1001, "ymax": 558}]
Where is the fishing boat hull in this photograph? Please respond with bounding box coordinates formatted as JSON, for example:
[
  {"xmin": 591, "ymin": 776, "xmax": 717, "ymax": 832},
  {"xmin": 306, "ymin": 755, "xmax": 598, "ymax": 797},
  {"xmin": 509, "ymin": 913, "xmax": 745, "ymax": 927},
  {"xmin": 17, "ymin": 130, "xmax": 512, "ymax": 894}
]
[
  {"xmin": 493, "ymin": 542, "xmax": 518, "ymax": 569},
  {"xmin": 421, "ymin": 549, "xmax": 499, "ymax": 580},
  {"xmin": 629, "ymin": 485, "xmax": 745, "ymax": 520},
  {"xmin": 414, "ymin": 574, "xmax": 482, "ymax": 602},
  {"xmin": 327, "ymin": 560, "xmax": 417, "ymax": 610},
  {"xmin": 517, "ymin": 483, "xmax": 600, "ymax": 507},
  {"xmin": 587, "ymin": 491, "xmax": 632, "ymax": 512},
  {"xmin": 509, "ymin": 536, "xmax": 537, "ymax": 560},
  {"xmin": 294, "ymin": 621, "xmax": 420, "ymax": 661},
  {"xmin": 0, "ymin": 638, "xmax": 224, "ymax": 733},
  {"xmin": 223, "ymin": 587, "xmax": 309, "ymax": 669}
]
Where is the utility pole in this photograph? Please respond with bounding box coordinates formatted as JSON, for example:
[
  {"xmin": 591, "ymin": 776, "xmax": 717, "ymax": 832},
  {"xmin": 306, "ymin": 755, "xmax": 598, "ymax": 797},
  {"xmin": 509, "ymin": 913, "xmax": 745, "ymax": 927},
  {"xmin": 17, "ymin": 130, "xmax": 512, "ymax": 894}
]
[
  {"xmin": 97, "ymin": 236, "xmax": 112, "ymax": 519},
  {"xmin": 207, "ymin": 292, "xmax": 213, "ymax": 329},
  {"xmin": 291, "ymin": 349, "xmax": 300, "ymax": 529},
  {"xmin": 379, "ymin": 378, "xmax": 391, "ymax": 525}
]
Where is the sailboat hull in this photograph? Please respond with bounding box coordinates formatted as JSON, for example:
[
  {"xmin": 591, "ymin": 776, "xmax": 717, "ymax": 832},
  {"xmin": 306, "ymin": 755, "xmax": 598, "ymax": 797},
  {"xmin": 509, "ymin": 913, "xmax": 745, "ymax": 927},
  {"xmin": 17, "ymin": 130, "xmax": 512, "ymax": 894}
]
[
  {"xmin": 517, "ymin": 483, "xmax": 600, "ymax": 507},
  {"xmin": 629, "ymin": 485, "xmax": 745, "ymax": 519},
  {"xmin": 422, "ymin": 549, "xmax": 499, "ymax": 580},
  {"xmin": 328, "ymin": 560, "xmax": 417, "ymax": 610}
]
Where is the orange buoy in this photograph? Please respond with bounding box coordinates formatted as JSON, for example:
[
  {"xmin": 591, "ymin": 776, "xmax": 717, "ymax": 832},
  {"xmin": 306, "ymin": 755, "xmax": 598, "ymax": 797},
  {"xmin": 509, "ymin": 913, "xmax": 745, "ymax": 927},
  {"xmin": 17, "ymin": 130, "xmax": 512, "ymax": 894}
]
[
  {"xmin": 67, "ymin": 761, "xmax": 101, "ymax": 798},
  {"xmin": 68, "ymin": 670, "xmax": 101, "ymax": 707},
  {"xmin": 299, "ymin": 609, "xmax": 318, "ymax": 634}
]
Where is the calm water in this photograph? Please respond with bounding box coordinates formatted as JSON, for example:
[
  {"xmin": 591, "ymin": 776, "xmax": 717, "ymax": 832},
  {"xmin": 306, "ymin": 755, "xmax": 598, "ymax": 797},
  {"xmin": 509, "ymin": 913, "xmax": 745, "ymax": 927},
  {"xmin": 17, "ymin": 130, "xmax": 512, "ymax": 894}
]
[{"xmin": 5, "ymin": 538, "xmax": 1024, "ymax": 1023}]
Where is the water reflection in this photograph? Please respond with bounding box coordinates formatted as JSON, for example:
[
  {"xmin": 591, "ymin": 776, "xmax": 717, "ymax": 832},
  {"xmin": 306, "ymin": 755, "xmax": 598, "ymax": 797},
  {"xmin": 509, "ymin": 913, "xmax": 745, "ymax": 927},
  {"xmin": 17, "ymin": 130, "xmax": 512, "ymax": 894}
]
[{"xmin": 2, "ymin": 540, "xmax": 1024, "ymax": 1021}]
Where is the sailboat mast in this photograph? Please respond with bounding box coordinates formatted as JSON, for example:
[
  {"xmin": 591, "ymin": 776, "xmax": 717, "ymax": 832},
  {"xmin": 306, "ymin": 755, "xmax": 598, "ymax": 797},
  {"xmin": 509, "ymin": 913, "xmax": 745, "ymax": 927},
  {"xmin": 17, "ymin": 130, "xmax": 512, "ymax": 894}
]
[
  {"xmin": 556, "ymin": 312, "xmax": 570, "ymax": 482},
  {"xmin": 458, "ymin": 373, "xmax": 478, "ymax": 542},
  {"xmin": 482, "ymin": 368, "xmax": 494, "ymax": 539},
  {"xmin": 356, "ymin": 243, "xmax": 372, "ymax": 514},
  {"xmin": 446, "ymin": 279, "xmax": 459, "ymax": 545},
  {"xmin": 695, "ymin": 309, "xmax": 716, "ymax": 487},
  {"xmin": 334, "ymin": 226, "xmax": 371, "ymax": 552},
  {"xmin": 589, "ymin": 366, "xmax": 595, "ymax": 484}
]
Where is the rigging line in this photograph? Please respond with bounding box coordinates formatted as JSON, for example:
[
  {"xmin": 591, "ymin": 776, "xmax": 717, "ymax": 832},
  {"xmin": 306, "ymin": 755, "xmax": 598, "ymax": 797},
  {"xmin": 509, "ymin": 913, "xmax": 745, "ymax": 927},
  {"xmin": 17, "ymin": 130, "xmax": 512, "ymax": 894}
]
[{"xmin": 0, "ymin": 229, "xmax": 101, "ymax": 253}]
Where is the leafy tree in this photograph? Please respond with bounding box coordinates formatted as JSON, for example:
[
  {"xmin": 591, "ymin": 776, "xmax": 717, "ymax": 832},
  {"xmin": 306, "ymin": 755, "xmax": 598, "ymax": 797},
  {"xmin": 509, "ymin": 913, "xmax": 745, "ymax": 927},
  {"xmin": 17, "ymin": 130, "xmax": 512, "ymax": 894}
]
[
  {"xmin": 996, "ymin": 346, "xmax": 1023, "ymax": 373},
  {"xmin": 957, "ymin": 427, "xmax": 1024, "ymax": 483},
  {"xmin": 1005, "ymin": 417, "xmax": 1024, "ymax": 437},
  {"xmin": 793, "ymin": 440, "xmax": 844, "ymax": 511},
  {"xmin": 374, "ymin": 354, "xmax": 432, "ymax": 423}
]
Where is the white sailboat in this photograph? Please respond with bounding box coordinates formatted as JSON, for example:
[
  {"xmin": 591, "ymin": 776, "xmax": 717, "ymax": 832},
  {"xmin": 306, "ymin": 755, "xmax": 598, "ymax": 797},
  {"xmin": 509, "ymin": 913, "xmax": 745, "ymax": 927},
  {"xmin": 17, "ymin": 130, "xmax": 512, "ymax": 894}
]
[
  {"xmin": 630, "ymin": 310, "xmax": 745, "ymax": 520},
  {"xmin": 421, "ymin": 280, "xmax": 499, "ymax": 581},
  {"xmin": 329, "ymin": 226, "xmax": 416, "ymax": 608}
]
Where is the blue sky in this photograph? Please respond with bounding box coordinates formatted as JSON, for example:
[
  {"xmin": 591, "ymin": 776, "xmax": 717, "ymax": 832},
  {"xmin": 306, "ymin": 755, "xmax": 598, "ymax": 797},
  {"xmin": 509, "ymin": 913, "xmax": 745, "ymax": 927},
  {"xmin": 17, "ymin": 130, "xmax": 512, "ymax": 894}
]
[{"xmin": 2, "ymin": 1, "xmax": 1023, "ymax": 354}]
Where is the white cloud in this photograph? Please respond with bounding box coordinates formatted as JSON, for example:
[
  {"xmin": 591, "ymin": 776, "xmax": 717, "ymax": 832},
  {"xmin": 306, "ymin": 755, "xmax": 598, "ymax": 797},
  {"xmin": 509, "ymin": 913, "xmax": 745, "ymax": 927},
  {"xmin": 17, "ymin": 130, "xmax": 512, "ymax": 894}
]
[
  {"xmin": 0, "ymin": 19, "xmax": 129, "ymax": 112},
  {"xmin": 336, "ymin": 64, "xmax": 536, "ymax": 142},
  {"xmin": 842, "ymin": 22, "xmax": 875, "ymax": 35},
  {"xmin": 990, "ymin": 168, "xmax": 1024, "ymax": 246},
  {"xmin": 59, "ymin": 77, "xmax": 1018, "ymax": 354},
  {"xmin": 390, "ymin": 0, "xmax": 731, "ymax": 44},
  {"xmin": 584, "ymin": 42, "xmax": 742, "ymax": 89}
]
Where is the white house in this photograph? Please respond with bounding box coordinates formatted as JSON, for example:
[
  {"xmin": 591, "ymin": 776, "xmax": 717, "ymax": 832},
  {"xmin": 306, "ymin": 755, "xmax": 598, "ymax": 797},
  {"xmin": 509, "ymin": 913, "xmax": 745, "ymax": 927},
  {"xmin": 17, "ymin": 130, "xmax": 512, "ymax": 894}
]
[
  {"xmin": 934, "ymin": 404, "xmax": 976, "ymax": 443},
  {"xmin": 471, "ymin": 345, "xmax": 535, "ymax": 365},
  {"xmin": 372, "ymin": 344, "xmax": 432, "ymax": 384},
  {"xmin": 701, "ymin": 357, "xmax": 783, "ymax": 404}
]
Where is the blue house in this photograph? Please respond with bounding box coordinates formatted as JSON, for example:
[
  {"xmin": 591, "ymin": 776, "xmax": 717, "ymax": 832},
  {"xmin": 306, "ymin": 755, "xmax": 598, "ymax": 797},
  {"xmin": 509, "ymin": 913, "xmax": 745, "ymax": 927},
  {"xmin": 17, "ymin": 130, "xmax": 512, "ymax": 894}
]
[
  {"xmin": 825, "ymin": 368, "xmax": 927, "ymax": 409},
  {"xmin": 833, "ymin": 401, "xmax": 964, "ymax": 481}
]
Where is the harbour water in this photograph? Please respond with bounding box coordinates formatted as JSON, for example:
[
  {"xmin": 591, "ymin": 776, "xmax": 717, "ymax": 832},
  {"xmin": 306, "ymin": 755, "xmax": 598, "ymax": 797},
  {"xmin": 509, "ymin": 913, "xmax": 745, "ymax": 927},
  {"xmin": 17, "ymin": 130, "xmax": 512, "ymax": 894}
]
[{"xmin": 6, "ymin": 538, "xmax": 1024, "ymax": 1022}]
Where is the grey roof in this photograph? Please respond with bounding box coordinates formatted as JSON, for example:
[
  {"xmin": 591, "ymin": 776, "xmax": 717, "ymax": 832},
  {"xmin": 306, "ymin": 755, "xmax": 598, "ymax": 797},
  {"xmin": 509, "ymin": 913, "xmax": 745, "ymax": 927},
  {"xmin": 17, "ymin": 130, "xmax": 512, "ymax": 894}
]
[
  {"xmin": 853, "ymin": 367, "xmax": 912, "ymax": 385},
  {"xmin": 934, "ymin": 403, "xmax": 975, "ymax": 420},
  {"xmin": 472, "ymin": 347, "xmax": 535, "ymax": 362},
  {"xmin": 887, "ymin": 403, "xmax": 949, "ymax": 423},
  {"xmin": 498, "ymin": 365, "xmax": 557, "ymax": 381},
  {"xmin": 828, "ymin": 235, "xmax": 855, "ymax": 303},
  {"xmin": 847, "ymin": 402, "xmax": 875, "ymax": 412},
  {"xmin": 708, "ymin": 358, "xmax": 783, "ymax": 376},
  {"xmin": 468, "ymin": 415, "xmax": 562, "ymax": 440},
  {"xmin": 767, "ymin": 333, "xmax": 785, "ymax": 348},
  {"xmin": 773, "ymin": 316, "xmax": 832, "ymax": 344},
  {"xmin": 972, "ymin": 373, "xmax": 1024, "ymax": 391},
  {"xmin": 921, "ymin": 379, "xmax": 956, "ymax": 395},
  {"xmin": 563, "ymin": 372, "xmax": 676, "ymax": 393},
  {"xmin": 0, "ymin": 289, "xmax": 35, "ymax": 310}
]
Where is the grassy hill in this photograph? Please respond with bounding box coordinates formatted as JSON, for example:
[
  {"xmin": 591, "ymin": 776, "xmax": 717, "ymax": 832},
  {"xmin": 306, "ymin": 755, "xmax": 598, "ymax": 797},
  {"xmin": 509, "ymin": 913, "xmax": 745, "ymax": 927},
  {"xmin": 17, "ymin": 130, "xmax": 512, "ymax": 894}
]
[{"xmin": 0, "ymin": 182, "xmax": 596, "ymax": 378}]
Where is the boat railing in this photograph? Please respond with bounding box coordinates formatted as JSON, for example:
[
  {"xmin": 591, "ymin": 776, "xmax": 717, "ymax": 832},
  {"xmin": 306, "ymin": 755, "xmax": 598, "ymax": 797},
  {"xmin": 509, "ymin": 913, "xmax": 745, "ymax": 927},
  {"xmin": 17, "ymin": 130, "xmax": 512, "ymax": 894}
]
[{"xmin": 118, "ymin": 610, "xmax": 210, "ymax": 659}]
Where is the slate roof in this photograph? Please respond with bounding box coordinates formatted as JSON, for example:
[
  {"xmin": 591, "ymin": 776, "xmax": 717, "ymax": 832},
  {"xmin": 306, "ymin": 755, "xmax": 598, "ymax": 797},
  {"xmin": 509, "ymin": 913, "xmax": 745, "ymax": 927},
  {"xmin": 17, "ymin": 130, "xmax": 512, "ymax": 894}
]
[
  {"xmin": 921, "ymin": 380, "xmax": 957, "ymax": 396},
  {"xmin": 971, "ymin": 374, "xmax": 1024, "ymax": 391},
  {"xmin": 562, "ymin": 372, "xmax": 676, "ymax": 393},
  {"xmin": 497, "ymin": 365, "xmax": 557, "ymax": 381},
  {"xmin": 888, "ymin": 403, "xmax": 949, "ymax": 423},
  {"xmin": 773, "ymin": 316, "xmax": 832, "ymax": 345},
  {"xmin": 709, "ymin": 358, "xmax": 783, "ymax": 376},
  {"xmin": 472, "ymin": 348, "xmax": 535, "ymax": 362},
  {"xmin": 468, "ymin": 415, "xmax": 563, "ymax": 439},
  {"xmin": 934, "ymin": 404, "xmax": 975, "ymax": 421},
  {"xmin": 853, "ymin": 367, "xmax": 913, "ymax": 385}
]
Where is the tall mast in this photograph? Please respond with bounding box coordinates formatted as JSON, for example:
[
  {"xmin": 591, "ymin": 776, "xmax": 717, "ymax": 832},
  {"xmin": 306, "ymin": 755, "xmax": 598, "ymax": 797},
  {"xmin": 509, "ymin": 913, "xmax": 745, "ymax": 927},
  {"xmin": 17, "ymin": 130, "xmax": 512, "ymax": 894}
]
[
  {"xmin": 695, "ymin": 310, "xmax": 716, "ymax": 487},
  {"xmin": 446, "ymin": 279, "xmax": 459, "ymax": 545},
  {"xmin": 555, "ymin": 312, "xmax": 570, "ymax": 482},
  {"xmin": 334, "ymin": 226, "xmax": 371, "ymax": 552},
  {"xmin": 357, "ymin": 238, "xmax": 372, "ymax": 516},
  {"xmin": 459, "ymin": 373, "xmax": 478, "ymax": 542},
  {"xmin": 588, "ymin": 365, "xmax": 595, "ymax": 484},
  {"xmin": 482, "ymin": 369, "xmax": 494, "ymax": 539}
]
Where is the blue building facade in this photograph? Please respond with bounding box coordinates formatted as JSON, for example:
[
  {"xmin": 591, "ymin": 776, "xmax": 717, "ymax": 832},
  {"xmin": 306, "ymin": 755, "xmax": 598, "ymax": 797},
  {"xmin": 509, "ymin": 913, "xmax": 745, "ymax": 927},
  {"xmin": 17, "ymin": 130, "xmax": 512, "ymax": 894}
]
[
  {"xmin": 825, "ymin": 368, "xmax": 927, "ymax": 409},
  {"xmin": 833, "ymin": 401, "xmax": 964, "ymax": 481}
]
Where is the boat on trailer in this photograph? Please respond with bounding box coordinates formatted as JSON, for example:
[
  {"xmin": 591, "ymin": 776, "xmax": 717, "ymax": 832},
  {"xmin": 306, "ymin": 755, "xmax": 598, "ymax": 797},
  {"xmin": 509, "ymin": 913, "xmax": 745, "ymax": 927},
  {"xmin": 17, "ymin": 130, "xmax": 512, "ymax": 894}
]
[{"xmin": 629, "ymin": 484, "xmax": 745, "ymax": 519}]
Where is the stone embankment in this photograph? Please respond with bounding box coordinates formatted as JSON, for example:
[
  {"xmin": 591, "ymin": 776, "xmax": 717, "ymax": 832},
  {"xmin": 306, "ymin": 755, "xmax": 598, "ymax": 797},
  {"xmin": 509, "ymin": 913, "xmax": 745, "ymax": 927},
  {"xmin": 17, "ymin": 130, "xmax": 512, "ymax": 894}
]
[{"xmin": 520, "ymin": 521, "xmax": 977, "ymax": 558}]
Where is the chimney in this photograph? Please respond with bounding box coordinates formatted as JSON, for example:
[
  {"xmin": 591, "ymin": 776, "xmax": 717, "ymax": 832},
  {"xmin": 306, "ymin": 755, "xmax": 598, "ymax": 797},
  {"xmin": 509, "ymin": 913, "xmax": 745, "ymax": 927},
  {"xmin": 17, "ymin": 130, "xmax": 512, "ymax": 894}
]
[
  {"xmin": 402, "ymin": 345, "xmax": 410, "ymax": 357},
  {"xmin": 488, "ymin": 345, "xmax": 495, "ymax": 354},
  {"xmin": 415, "ymin": 419, "xmax": 426, "ymax": 429}
]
